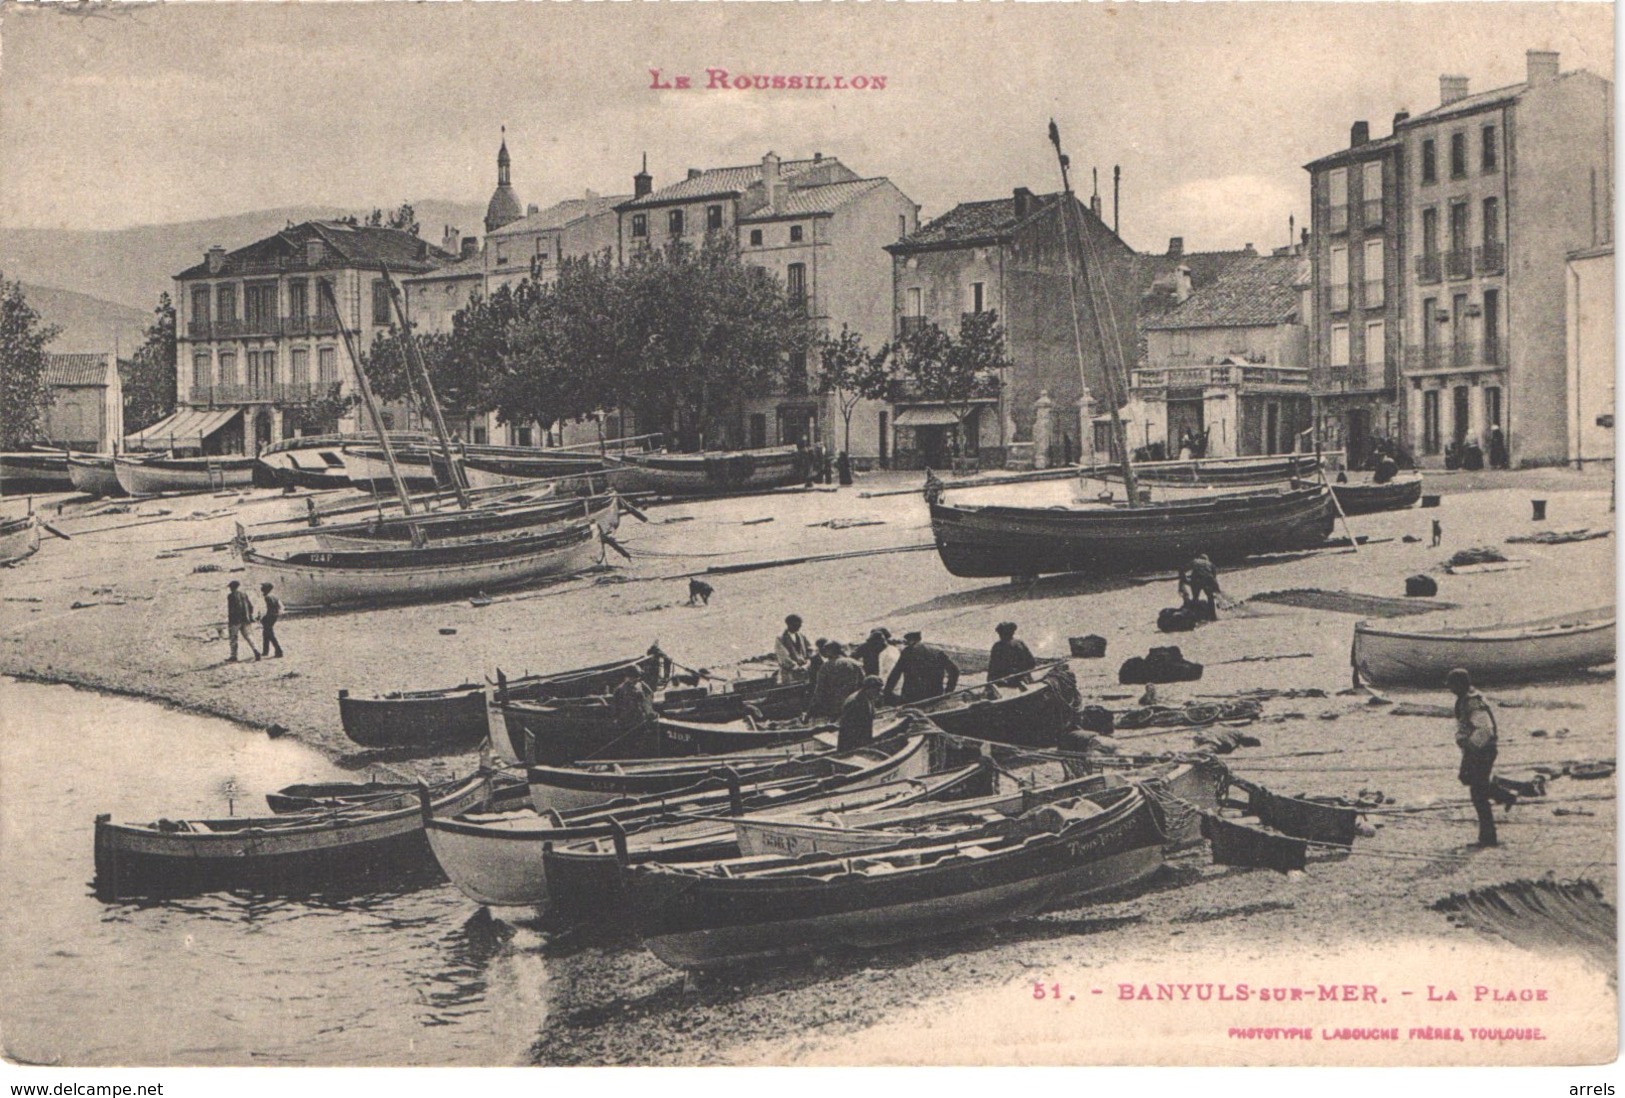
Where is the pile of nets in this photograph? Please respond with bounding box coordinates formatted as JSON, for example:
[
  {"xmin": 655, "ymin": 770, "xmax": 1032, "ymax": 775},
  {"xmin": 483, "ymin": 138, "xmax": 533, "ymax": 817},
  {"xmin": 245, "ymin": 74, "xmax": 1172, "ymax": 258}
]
[{"xmin": 1114, "ymin": 698, "xmax": 1263, "ymax": 730}]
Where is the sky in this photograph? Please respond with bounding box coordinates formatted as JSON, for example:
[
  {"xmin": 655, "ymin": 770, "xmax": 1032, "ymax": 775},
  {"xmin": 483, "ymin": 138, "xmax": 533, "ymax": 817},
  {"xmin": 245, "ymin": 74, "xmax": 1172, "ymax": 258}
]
[{"xmin": 0, "ymin": 2, "xmax": 1613, "ymax": 255}]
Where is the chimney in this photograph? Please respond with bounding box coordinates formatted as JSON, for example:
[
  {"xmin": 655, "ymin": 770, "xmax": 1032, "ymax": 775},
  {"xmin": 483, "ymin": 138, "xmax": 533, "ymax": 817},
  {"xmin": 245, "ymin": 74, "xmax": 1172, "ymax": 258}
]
[
  {"xmin": 1090, "ymin": 192, "xmax": 1102, "ymax": 220},
  {"xmin": 527, "ymin": 204, "xmax": 539, "ymax": 215},
  {"xmin": 687, "ymin": 167, "xmax": 703, "ymax": 180},
  {"xmin": 1300, "ymin": 227, "xmax": 1310, "ymax": 249},
  {"xmin": 813, "ymin": 152, "xmax": 823, "ymax": 163},
  {"xmin": 1350, "ymin": 120, "xmax": 1370, "ymax": 147},
  {"xmin": 1393, "ymin": 110, "xmax": 1411, "ymax": 132},
  {"xmin": 1440, "ymin": 75, "xmax": 1470, "ymax": 106},
  {"xmin": 461, "ymin": 236, "xmax": 479, "ymax": 260},
  {"xmin": 441, "ymin": 225, "xmax": 460, "ymax": 254},
  {"xmin": 1167, "ymin": 236, "xmax": 1184, "ymax": 259},
  {"xmin": 1243, "ymin": 243, "xmax": 1257, "ymax": 256},
  {"xmin": 1012, "ymin": 187, "xmax": 1034, "ymax": 220},
  {"xmin": 1174, "ymin": 265, "xmax": 1193, "ymax": 303},
  {"xmin": 761, "ymin": 151, "xmax": 782, "ymax": 209},
  {"xmin": 633, "ymin": 152, "xmax": 652, "ymax": 199},
  {"xmin": 206, "ymin": 245, "xmax": 226, "ymax": 274},
  {"xmin": 1527, "ymin": 50, "xmax": 1560, "ymax": 86}
]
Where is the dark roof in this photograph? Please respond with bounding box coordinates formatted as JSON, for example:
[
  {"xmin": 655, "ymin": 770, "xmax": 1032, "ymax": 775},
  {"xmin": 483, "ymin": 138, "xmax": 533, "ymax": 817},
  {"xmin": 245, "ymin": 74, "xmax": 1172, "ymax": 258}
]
[
  {"xmin": 1401, "ymin": 81, "xmax": 1526, "ymax": 127},
  {"xmin": 1143, "ymin": 255, "xmax": 1306, "ymax": 330},
  {"xmin": 889, "ymin": 192, "xmax": 1066, "ymax": 251},
  {"xmin": 43, "ymin": 352, "xmax": 113, "ymax": 387},
  {"xmin": 739, "ymin": 178, "xmax": 890, "ymax": 221},
  {"xmin": 619, "ymin": 157, "xmax": 831, "ymax": 210},
  {"xmin": 175, "ymin": 221, "xmax": 457, "ymax": 280},
  {"xmin": 1304, "ymin": 134, "xmax": 1402, "ymax": 172},
  {"xmin": 1136, "ymin": 246, "xmax": 1258, "ymax": 319},
  {"xmin": 488, "ymin": 195, "xmax": 631, "ymax": 238},
  {"xmin": 485, "ymin": 185, "xmax": 524, "ymax": 232}
]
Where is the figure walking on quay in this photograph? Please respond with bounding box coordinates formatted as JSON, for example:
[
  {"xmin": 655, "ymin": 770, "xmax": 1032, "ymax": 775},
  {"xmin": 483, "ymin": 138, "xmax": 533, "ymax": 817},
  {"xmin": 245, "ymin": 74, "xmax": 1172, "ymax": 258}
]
[
  {"xmin": 1448, "ymin": 667, "xmax": 1517, "ymax": 847},
  {"xmin": 226, "ymin": 580, "xmax": 259, "ymax": 662}
]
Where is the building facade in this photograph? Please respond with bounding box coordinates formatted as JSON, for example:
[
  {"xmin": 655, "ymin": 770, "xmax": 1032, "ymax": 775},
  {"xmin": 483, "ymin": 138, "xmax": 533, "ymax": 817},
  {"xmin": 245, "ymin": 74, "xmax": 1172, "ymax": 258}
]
[
  {"xmin": 1305, "ymin": 121, "xmax": 1406, "ymax": 468},
  {"xmin": 1565, "ymin": 244, "xmax": 1614, "ymax": 468},
  {"xmin": 1396, "ymin": 51, "xmax": 1612, "ymax": 467},
  {"xmin": 886, "ymin": 189, "xmax": 1143, "ymax": 470},
  {"xmin": 38, "ymin": 353, "xmax": 122, "ymax": 453},
  {"xmin": 486, "ymin": 192, "xmax": 625, "ymax": 292}
]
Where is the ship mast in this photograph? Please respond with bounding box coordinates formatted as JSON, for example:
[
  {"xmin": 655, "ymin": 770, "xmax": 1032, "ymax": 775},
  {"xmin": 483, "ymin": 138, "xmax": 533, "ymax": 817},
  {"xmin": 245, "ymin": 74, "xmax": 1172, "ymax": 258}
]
[
  {"xmin": 321, "ymin": 278, "xmax": 416, "ymax": 516},
  {"xmin": 380, "ymin": 263, "xmax": 472, "ymax": 510},
  {"xmin": 1048, "ymin": 120, "xmax": 1138, "ymax": 505}
]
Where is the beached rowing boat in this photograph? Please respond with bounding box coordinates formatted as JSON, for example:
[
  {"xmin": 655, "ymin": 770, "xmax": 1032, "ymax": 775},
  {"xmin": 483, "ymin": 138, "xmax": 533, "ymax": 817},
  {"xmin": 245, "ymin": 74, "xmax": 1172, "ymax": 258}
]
[
  {"xmin": 0, "ymin": 450, "xmax": 73, "ymax": 494},
  {"xmin": 1330, "ymin": 473, "xmax": 1423, "ymax": 516},
  {"xmin": 0, "ymin": 512, "xmax": 42, "ymax": 565},
  {"xmin": 615, "ymin": 446, "xmax": 804, "ymax": 496},
  {"xmin": 312, "ymin": 493, "xmax": 620, "ymax": 552},
  {"xmin": 66, "ymin": 453, "xmax": 128, "ymax": 496},
  {"xmin": 114, "ymin": 453, "xmax": 256, "ymax": 496},
  {"xmin": 1352, "ymin": 609, "xmax": 1616, "ymax": 686}
]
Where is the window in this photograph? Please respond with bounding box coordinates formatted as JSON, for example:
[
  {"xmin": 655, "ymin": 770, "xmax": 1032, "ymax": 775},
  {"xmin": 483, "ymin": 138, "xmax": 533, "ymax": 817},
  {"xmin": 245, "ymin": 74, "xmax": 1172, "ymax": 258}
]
[
  {"xmin": 373, "ymin": 280, "xmax": 392, "ymax": 326},
  {"xmin": 217, "ymin": 284, "xmax": 237, "ymax": 322},
  {"xmin": 707, "ymin": 205, "xmax": 723, "ymax": 231},
  {"xmin": 1361, "ymin": 161, "xmax": 1382, "ymax": 201},
  {"xmin": 1330, "ymin": 324, "xmax": 1350, "ymax": 367},
  {"xmin": 1448, "ymin": 201, "xmax": 1470, "ymax": 278},
  {"xmin": 495, "ymin": 243, "xmax": 508, "ymax": 266},
  {"xmin": 1363, "ymin": 320, "xmax": 1385, "ymax": 367},
  {"xmin": 316, "ymin": 280, "xmax": 337, "ymax": 322},
  {"xmin": 472, "ymin": 425, "xmax": 488, "ymax": 445},
  {"xmin": 1421, "ymin": 138, "xmax": 1437, "ymax": 185},
  {"xmin": 971, "ymin": 282, "xmax": 986, "ymax": 314},
  {"xmin": 1423, "ymin": 389, "xmax": 1442, "ymax": 453},
  {"xmin": 192, "ymin": 352, "xmax": 211, "ymax": 391},
  {"xmin": 245, "ymin": 284, "xmax": 273, "ymax": 331},
  {"xmin": 262, "ymin": 348, "xmax": 276, "ymax": 385},
  {"xmin": 1483, "ymin": 289, "xmax": 1500, "ymax": 362},
  {"xmin": 290, "ymin": 348, "xmax": 309, "ymax": 385},
  {"xmin": 786, "ymin": 263, "xmax": 806, "ymax": 310},
  {"xmin": 669, "ymin": 209, "xmax": 685, "ymax": 236},
  {"xmin": 515, "ymin": 425, "xmax": 533, "ymax": 447},
  {"xmin": 217, "ymin": 351, "xmax": 237, "ymax": 387},
  {"xmin": 788, "ymin": 350, "xmax": 809, "ymax": 395},
  {"xmin": 750, "ymin": 229, "xmax": 763, "ymax": 246},
  {"xmin": 1328, "ymin": 168, "xmax": 1349, "ymax": 232},
  {"xmin": 899, "ymin": 215, "xmax": 907, "ymax": 239},
  {"xmin": 288, "ymin": 280, "xmax": 307, "ymax": 320},
  {"xmin": 632, "ymin": 214, "xmax": 648, "ymax": 238},
  {"xmin": 789, "ymin": 225, "xmax": 803, "ymax": 243},
  {"xmin": 1172, "ymin": 331, "xmax": 1191, "ymax": 357},
  {"xmin": 1329, "ymin": 245, "xmax": 1349, "ymax": 311},
  {"xmin": 1363, "ymin": 239, "xmax": 1385, "ymax": 307},
  {"xmin": 1481, "ymin": 125, "xmax": 1498, "ymax": 172},
  {"xmin": 1449, "ymin": 132, "xmax": 1467, "ymax": 179},
  {"xmin": 318, "ymin": 347, "xmax": 338, "ymax": 383},
  {"xmin": 907, "ymin": 287, "xmax": 922, "ymax": 316},
  {"xmin": 245, "ymin": 350, "xmax": 259, "ymax": 387},
  {"xmin": 1421, "ymin": 297, "xmax": 1438, "ymax": 352},
  {"xmin": 1485, "ymin": 386, "xmax": 1502, "ymax": 426},
  {"xmin": 1481, "ymin": 197, "xmax": 1500, "ymax": 244},
  {"xmin": 1421, "ymin": 207, "xmax": 1439, "ymax": 255},
  {"xmin": 191, "ymin": 287, "xmax": 211, "ymax": 326}
]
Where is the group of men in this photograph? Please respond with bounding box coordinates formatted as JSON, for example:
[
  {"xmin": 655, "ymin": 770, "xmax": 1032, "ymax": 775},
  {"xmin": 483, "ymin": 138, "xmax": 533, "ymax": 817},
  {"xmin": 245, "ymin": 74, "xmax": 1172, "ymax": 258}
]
[{"xmin": 224, "ymin": 580, "xmax": 284, "ymax": 662}]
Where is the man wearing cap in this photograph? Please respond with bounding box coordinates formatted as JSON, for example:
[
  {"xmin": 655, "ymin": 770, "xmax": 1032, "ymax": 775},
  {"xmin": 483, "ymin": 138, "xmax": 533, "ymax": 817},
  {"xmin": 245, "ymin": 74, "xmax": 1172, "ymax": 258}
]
[
  {"xmin": 258, "ymin": 583, "xmax": 285, "ymax": 659},
  {"xmin": 988, "ymin": 621, "xmax": 1037, "ymax": 685},
  {"xmin": 805, "ymin": 641, "xmax": 864, "ymax": 721},
  {"xmin": 775, "ymin": 614, "xmax": 813, "ymax": 683},
  {"xmin": 885, "ymin": 630, "xmax": 960, "ymax": 704},
  {"xmin": 225, "ymin": 580, "xmax": 259, "ymax": 662},
  {"xmin": 838, "ymin": 676, "xmax": 886, "ymax": 752},
  {"xmin": 853, "ymin": 628, "xmax": 892, "ymax": 678},
  {"xmin": 1448, "ymin": 667, "xmax": 1515, "ymax": 847},
  {"xmin": 611, "ymin": 664, "xmax": 658, "ymax": 754}
]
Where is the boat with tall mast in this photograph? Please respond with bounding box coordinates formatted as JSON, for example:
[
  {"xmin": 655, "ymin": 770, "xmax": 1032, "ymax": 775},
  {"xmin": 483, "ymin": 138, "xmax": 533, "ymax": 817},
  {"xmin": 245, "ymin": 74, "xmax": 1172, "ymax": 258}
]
[{"xmin": 926, "ymin": 122, "xmax": 1333, "ymax": 579}]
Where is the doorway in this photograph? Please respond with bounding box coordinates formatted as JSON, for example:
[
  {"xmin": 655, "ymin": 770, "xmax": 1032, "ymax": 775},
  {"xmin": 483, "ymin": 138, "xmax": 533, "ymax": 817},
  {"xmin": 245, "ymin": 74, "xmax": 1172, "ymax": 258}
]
[
  {"xmin": 1345, "ymin": 408, "xmax": 1371, "ymax": 468},
  {"xmin": 253, "ymin": 410, "xmax": 273, "ymax": 455},
  {"xmin": 1166, "ymin": 396, "xmax": 1204, "ymax": 457},
  {"xmin": 878, "ymin": 411, "xmax": 889, "ymax": 468},
  {"xmin": 748, "ymin": 413, "xmax": 767, "ymax": 450},
  {"xmin": 1452, "ymin": 386, "xmax": 1470, "ymax": 449}
]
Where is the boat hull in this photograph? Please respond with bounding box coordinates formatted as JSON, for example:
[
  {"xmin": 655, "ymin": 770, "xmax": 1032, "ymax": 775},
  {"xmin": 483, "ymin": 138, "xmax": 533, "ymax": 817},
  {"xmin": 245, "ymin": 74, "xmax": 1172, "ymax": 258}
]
[
  {"xmin": 617, "ymin": 447, "xmax": 803, "ymax": 496},
  {"xmin": 340, "ymin": 447, "xmax": 440, "ymax": 493},
  {"xmin": 67, "ymin": 454, "xmax": 127, "ymax": 496},
  {"xmin": 115, "ymin": 455, "xmax": 256, "ymax": 496},
  {"xmin": 0, "ymin": 452, "xmax": 73, "ymax": 494},
  {"xmin": 339, "ymin": 684, "xmax": 491, "ymax": 750},
  {"xmin": 254, "ymin": 449, "xmax": 353, "ymax": 491},
  {"xmin": 928, "ymin": 484, "xmax": 1335, "ymax": 578},
  {"xmin": 1330, "ymin": 474, "xmax": 1423, "ymax": 516},
  {"xmin": 1353, "ymin": 613, "xmax": 1616, "ymax": 686},
  {"xmin": 312, "ymin": 496, "xmax": 617, "ymax": 553},
  {"xmin": 0, "ymin": 515, "xmax": 41, "ymax": 565}
]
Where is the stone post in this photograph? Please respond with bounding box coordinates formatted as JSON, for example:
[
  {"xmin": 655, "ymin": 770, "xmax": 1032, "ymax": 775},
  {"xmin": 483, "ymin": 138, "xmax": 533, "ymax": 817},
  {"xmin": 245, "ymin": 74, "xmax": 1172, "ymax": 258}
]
[{"xmin": 1032, "ymin": 390, "xmax": 1054, "ymax": 470}]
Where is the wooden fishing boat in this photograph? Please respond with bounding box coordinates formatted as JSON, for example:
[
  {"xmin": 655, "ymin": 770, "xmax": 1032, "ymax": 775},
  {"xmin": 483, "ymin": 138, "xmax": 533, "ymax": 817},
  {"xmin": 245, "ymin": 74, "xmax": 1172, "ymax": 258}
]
[
  {"xmin": 66, "ymin": 452, "xmax": 127, "ymax": 496},
  {"xmin": 428, "ymin": 446, "xmax": 623, "ymax": 490},
  {"xmin": 312, "ymin": 493, "xmax": 618, "ymax": 552},
  {"xmin": 530, "ymin": 716, "xmax": 913, "ymax": 813},
  {"xmin": 1111, "ymin": 452, "xmax": 1324, "ymax": 487},
  {"xmin": 629, "ymin": 784, "xmax": 1167, "ymax": 969},
  {"xmin": 926, "ymin": 480, "xmax": 1335, "ymax": 579},
  {"xmin": 114, "ymin": 453, "xmax": 256, "ymax": 496},
  {"xmin": 341, "ymin": 445, "xmax": 442, "ymax": 494},
  {"xmin": 237, "ymin": 518, "xmax": 602, "ymax": 610},
  {"xmin": 266, "ymin": 772, "xmax": 531, "ymax": 814},
  {"xmin": 1352, "ymin": 609, "xmax": 1616, "ymax": 686},
  {"xmin": 615, "ymin": 446, "xmax": 804, "ymax": 496},
  {"xmin": 654, "ymin": 709, "xmax": 909, "ymax": 758},
  {"xmin": 424, "ymin": 735, "xmax": 931, "ymax": 908},
  {"xmin": 254, "ymin": 446, "xmax": 353, "ymax": 490},
  {"xmin": 541, "ymin": 756, "xmax": 974, "ymax": 923},
  {"xmin": 344, "ymin": 649, "xmax": 668, "ymax": 753},
  {"xmin": 1330, "ymin": 473, "xmax": 1424, "ymax": 516},
  {"xmin": 93, "ymin": 772, "xmax": 497, "ymax": 898},
  {"xmin": 0, "ymin": 513, "xmax": 42, "ymax": 565},
  {"xmin": 0, "ymin": 450, "xmax": 72, "ymax": 494},
  {"xmin": 909, "ymin": 663, "xmax": 1080, "ymax": 748}
]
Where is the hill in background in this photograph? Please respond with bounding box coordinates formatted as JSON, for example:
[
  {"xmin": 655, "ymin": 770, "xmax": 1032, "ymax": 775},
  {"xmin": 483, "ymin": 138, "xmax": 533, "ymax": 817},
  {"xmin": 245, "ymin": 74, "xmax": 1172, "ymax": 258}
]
[
  {"xmin": 1, "ymin": 200, "xmax": 488, "ymax": 312},
  {"xmin": 21, "ymin": 283, "xmax": 150, "ymax": 357}
]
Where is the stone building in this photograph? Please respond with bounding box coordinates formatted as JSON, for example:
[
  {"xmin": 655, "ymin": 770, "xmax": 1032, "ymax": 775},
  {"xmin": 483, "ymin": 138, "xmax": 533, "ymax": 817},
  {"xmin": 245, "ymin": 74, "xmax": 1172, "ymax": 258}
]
[
  {"xmin": 1564, "ymin": 243, "xmax": 1614, "ymax": 468},
  {"xmin": 37, "ymin": 353, "xmax": 122, "ymax": 453}
]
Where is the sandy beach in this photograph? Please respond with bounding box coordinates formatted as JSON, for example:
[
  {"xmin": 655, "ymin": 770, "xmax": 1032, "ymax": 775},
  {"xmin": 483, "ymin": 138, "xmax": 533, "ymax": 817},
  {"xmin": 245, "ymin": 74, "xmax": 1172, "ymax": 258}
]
[{"xmin": 0, "ymin": 466, "xmax": 1615, "ymax": 1065}]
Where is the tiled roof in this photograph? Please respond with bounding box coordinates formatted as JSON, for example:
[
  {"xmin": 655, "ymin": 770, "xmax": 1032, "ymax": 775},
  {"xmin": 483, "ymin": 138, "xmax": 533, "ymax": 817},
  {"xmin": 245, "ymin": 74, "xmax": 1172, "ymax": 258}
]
[
  {"xmin": 740, "ymin": 178, "xmax": 889, "ymax": 220},
  {"xmin": 1402, "ymin": 81, "xmax": 1526, "ymax": 126},
  {"xmin": 1304, "ymin": 134, "xmax": 1401, "ymax": 171},
  {"xmin": 43, "ymin": 353, "xmax": 112, "ymax": 387},
  {"xmin": 890, "ymin": 193, "xmax": 1066, "ymax": 250},
  {"xmin": 1136, "ymin": 247, "xmax": 1257, "ymax": 319},
  {"xmin": 176, "ymin": 221, "xmax": 457, "ymax": 280},
  {"xmin": 406, "ymin": 253, "xmax": 486, "ymax": 282},
  {"xmin": 620, "ymin": 158, "xmax": 829, "ymax": 209},
  {"xmin": 1143, "ymin": 255, "xmax": 1306, "ymax": 330},
  {"xmin": 488, "ymin": 195, "xmax": 630, "ymax": 237}
]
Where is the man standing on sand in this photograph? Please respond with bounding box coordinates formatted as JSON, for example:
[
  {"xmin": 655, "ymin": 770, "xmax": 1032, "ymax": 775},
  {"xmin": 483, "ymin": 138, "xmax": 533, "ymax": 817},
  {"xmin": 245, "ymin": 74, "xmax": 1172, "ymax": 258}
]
[
  {"xmin": 837, "ymin": 676, "xmax": 885, "ymax": 752},
  {"xmin": 226, "ymin": 580, "xmax": 258, "ymax": 662},
  {"xmin": 1448, "ymin": 667, "xmax": 1516, "ymax": 847},
  {"xmin": 259, "ymin": 583, "xmax": 284, "ymax": 659},
  {"xmin": 884, "ymin": 630, "xmax": 960, "ymax": 704}
]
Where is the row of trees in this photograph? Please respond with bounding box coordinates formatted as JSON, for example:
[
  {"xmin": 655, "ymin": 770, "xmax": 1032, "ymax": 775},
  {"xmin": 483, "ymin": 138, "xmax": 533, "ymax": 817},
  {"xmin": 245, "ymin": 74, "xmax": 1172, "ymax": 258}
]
[{"xmin": 365, "ymin": 237, "xmax": 1012, "ymax": 453}]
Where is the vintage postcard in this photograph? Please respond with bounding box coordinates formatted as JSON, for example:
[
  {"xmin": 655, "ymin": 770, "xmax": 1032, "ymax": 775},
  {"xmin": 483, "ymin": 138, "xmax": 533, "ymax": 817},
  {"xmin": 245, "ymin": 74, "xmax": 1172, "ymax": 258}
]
[{"xmin": 0, "ymin": 0, "xmax": 1614, "ymax": 1082}]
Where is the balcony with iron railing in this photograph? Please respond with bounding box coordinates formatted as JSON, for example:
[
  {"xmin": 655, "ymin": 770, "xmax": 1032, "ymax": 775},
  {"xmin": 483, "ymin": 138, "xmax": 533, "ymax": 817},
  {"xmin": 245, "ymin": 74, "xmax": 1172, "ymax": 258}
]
[
  {"xmin": 899, "ymin": 315, "xmax": 928, "ymax": 336},
  {"xmin": 1363, "ymin": 279, "xmax": 1385, "ymax": 308},
  {"xmin": 189, "ymin": 382, "xmax": 329, "ymax": 406},
  {"xmin": 1326, "ymin": 284, "xmax": 1350, "ymax": 313},
  {"xmin": 1404, "ymin": 340, "xmax": 1502, "ymax": 373},
  {"xmin": 1328, "ymin": 204, "xmax": 1349, "ymax": 234},
  {"xmin": 1132, "ymin": 364, "xmax": 1308, "ymax": 392},
  {"xmin": 1446, "ymin": 248, "xmax": 1474, "ymax": 280},
  {"xmin": 1361, "ymin": 198, "xmax": 1384, "ymax": 228},
  {"xmin": 185, "ymin": 315, "xmax": 340, "ymax": 341},
  {"xmin": 1415, "ymin": 254, "xmax": 1442, "ymax": 284},
  {"xmin": 1476, "ymin": 242, "xmax": 1506, "ymax": 274},
  {"xmin": 1311, "ymin": 360, "xmax": 1398, "ymax": 394}
]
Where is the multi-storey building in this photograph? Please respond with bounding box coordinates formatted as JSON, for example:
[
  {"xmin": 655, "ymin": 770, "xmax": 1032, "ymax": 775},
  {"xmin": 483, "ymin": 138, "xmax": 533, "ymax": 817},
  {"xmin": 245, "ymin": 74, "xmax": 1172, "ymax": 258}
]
[
  {"xmin": 485, "ymin": 190, "xmax": 625, "ymax": 293},
  {"xmin": 172, "ymin": 221, "xmax": 457, "ymax": 452},
  {"xmin": 1396, "ymin": 50, "xmax": 1612, "ymax": 467},
  {"xmin": 1305, "ymin": 120, "xmax": 1406, "ymax": 467},
  {"xmin": 886, "ymin": 188, "xmax": 1141, "ymax": 470},
  {"xmin": 616, "ymin": 152, "xmax": 917, "ymax": 457}
]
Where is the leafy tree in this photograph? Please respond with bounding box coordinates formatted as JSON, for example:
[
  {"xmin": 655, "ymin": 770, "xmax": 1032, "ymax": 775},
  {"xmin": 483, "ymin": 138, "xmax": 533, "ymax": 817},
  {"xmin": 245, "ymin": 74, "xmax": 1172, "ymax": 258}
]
[
  {"xmin": 285, "ymin": 384, "xmax": 355, "ymax": 435},
  {"xmin": 495, "ymin": 255, "xmax": 619, "ymax": 436},
  {"xmin": 0, "ymin": 274, "xmax": 60, "ymax": 449},
  {"xmin": 895, "ymin": 309, "xmax": 1009, "ymax": 461},
  {"xmin": 122, "ymin": 293, "xmax": 177, "ymax": 433},
  {"xmin": 815, "ymin": 324, "xmax": 892, "ymax": 456},
  {"xmin": 363, "ymin": 203, "xmax": 420, "ymax": 236}
]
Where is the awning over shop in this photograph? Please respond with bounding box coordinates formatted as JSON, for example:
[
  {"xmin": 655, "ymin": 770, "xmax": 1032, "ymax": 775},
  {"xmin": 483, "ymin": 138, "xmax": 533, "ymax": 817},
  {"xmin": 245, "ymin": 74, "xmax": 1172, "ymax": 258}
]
[
  {"xmin": 893, "ymin": 407, "xmax": 963, "ymax": 428},
  {"xmin": 125, "ymin": 407, "xmax": 242, "ymax": 451}
]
